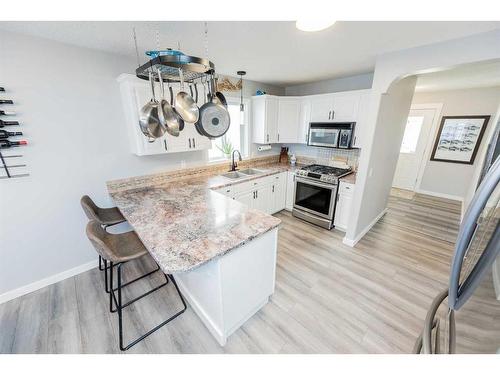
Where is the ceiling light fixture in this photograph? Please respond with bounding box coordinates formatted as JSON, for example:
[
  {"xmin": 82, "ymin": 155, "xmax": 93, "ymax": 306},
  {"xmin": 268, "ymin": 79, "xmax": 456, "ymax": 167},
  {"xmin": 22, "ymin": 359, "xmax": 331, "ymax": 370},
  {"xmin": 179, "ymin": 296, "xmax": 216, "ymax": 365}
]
[{"xmin": 295, "ymin": 19, "xmax": 336, "ymax": 32}]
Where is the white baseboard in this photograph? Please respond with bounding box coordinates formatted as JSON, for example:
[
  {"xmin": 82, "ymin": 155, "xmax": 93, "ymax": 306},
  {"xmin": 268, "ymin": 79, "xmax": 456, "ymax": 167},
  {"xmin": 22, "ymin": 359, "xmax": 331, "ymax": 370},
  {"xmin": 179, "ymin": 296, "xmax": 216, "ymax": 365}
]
[
  {"xmin": 0, "ymin": 259, "xmax": 97, "ymax": 305},
  {"xmin": 493, "ymin": 259, "xmax": 500, "ymax": 301},
  {"xmin": 415, "ymin": 188, "xmax": 464, "ymax": 203},
  {"xmin": 342, "ymin": 208, "xmax": 388, "ymax": 247}
]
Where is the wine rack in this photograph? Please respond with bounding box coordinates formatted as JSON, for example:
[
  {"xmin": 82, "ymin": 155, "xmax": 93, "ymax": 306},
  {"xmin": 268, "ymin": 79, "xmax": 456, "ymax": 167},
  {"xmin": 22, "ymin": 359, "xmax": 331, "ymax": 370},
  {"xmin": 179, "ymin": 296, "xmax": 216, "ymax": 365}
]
[{"xmin": 0, "ymin": 86, "xmax": 29, "ymax": 179}]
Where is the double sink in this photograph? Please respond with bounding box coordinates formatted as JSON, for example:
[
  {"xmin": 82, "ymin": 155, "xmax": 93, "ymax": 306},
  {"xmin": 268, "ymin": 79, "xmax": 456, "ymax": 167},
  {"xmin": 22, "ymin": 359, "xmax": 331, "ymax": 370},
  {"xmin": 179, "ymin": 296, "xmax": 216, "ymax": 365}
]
[{"xmin": 220, "ymin": 168, "xmax": 267, "ymax": 180}]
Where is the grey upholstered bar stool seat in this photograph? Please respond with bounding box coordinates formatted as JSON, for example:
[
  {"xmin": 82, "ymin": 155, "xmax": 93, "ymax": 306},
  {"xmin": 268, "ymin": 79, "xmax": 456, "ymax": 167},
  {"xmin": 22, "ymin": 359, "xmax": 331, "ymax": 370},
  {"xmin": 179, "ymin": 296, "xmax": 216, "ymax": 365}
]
[
  {"xmin": 85, "ymin": 220, "xmax": 186, "ymax": 351},
  {"xmin": 80, "ymin": 195, "xmax": 126, "ymax": 271},
  {"xmin": 80, "ymin": 195, "xmax": 125, "ymax": 227}
]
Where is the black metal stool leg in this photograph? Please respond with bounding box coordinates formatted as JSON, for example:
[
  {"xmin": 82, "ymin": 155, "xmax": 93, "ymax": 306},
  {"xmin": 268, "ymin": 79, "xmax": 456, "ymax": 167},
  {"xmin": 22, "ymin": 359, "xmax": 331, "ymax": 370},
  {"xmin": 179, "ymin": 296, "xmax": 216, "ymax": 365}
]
[{"xmin": 110, "ymin": 263, "xmax": 187, "ymax": 351}]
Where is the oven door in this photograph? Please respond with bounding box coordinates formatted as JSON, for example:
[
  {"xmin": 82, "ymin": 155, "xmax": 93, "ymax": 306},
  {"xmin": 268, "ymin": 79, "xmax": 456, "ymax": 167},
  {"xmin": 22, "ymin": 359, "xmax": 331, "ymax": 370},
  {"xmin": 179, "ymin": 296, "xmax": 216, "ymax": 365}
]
[
  {"xmin": 308, "ymin": 128, "xmax": 339, "ymax": 148},
  {"xmin": 293, "ymin": 177, "xmax": 337, "ymax": 220}
]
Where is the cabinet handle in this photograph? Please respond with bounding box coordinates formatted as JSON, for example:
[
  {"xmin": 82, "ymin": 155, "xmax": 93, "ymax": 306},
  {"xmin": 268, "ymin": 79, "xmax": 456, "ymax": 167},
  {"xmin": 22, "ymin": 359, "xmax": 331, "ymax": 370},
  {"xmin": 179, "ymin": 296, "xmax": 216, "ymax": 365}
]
[
  {"xmin": 328, "ymin": 111, "xmax": 331, "ymax": 120},
  {"xmin": 277, "ymin": 133, "xmax": 280, "ymax": 142},
  {"xmin": 163, "ymin": 140, "xmax": 168, "ymax": 151},
  {"xmin": 354, "ymin": 136, "xmax": 357, "ymax": 146},
  {"xmin": 256, "ymin": 190, "xmax": 258, "ymax": 199},
  {"xmin": 332, "ymin": 110, "xmax": 335, "ymax": 119},
  {"xmin": 188, "ymin": 138, "xmax": 192, "ymax": 148},
  {"xmin": 272, "ymin": 185, "xmax": 275, "ymax": 193},
  {"xmin": 267, "ymin": 134, "xmax": 269, "ymax": 143},
  {"xmin": 192, "ymin": 138, "xmax": 196, "ymax": 148},
  {"xmin": 253, "ymin": 191, "xmax": 256, "ymax": 199}
]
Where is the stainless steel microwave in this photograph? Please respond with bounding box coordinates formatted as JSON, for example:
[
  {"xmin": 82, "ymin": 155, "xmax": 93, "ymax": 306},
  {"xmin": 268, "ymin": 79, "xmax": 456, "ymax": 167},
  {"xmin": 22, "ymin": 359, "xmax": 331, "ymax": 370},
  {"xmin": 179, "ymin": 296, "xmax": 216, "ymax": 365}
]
[{"xmin": 308, "ymin": 122, "xmax": 356, "ymax": 149}]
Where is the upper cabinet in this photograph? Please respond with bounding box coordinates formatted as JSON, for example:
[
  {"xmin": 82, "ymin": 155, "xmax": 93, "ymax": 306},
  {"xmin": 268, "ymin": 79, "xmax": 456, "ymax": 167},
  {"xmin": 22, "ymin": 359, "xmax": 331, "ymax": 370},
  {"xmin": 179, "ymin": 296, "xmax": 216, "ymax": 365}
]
[
  {"xmin": 252, "ymin": 95, "xmax": 279, "ymax": 144},
  {"xmin": 277, "ymin": 97, "xmax": 301, "ymax": 143},
  {"xmin": 118, "ymin": 74, "xmax": 212, "ymax": 156},
  {"xmin": 310, "ymin": 95, "xmax": 335, "ymax": 122},
  {"xmin": 252, "ymin": 89, "xmax": 371, "ymax": 148}
]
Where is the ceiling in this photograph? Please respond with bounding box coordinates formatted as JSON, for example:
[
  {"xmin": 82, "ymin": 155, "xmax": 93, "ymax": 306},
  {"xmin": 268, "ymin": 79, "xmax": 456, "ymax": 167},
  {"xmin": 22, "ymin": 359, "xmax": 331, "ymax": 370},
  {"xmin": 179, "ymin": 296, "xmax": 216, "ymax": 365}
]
[
  {"xmin": 415, "ymin": 60, "xmax": 500, "ymax": 92},
  {"xmin": 0, "ymin": 21, "xmax": 499, "ymax": 86}
]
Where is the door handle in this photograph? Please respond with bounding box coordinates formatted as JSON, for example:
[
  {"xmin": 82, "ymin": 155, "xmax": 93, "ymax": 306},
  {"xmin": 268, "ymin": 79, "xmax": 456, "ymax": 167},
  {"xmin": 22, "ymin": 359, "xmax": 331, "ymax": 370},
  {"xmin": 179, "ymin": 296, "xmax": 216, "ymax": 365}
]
[
  {"xmin": 188, "ymin": 138, "xmax": 192, "ymax": 148},
  {"xmin": 163, "ymin": 140, "xmax": 168, "ymax": 151}
]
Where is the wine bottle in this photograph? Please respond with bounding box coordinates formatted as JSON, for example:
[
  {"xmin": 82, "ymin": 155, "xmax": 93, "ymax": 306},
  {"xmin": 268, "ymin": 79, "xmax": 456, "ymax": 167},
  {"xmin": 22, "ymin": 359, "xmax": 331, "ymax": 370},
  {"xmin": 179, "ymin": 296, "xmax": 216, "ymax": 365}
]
[
  {"xmin": 0, "ymin": 120, "xmax": 19, "ymax": 128},
  {"xmin": 0, "ymin": 140, "xmax": 27, "ymax": 148},
  {"xmin": 0, "ymin": 130, "xmax": 23, "ymax": 139}
]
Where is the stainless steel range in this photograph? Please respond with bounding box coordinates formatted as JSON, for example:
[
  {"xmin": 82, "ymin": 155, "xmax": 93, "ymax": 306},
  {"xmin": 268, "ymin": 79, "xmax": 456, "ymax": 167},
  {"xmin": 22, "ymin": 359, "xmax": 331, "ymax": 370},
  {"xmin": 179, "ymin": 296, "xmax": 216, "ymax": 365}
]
[{"xmin": 292, "ymin": 164, "xmax": 352, "ymax": 229}]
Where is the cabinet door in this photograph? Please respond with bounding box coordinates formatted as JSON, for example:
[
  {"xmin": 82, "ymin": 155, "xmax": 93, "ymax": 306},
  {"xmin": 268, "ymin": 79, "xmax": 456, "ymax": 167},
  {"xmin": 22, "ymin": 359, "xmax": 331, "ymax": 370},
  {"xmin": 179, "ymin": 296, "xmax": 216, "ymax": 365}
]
[
  {"xmin": 277, "ymin": 98, "xmax": 300, "ymax": 143},
  {"xmin": 352, "ymin": 91, "xmax": 370, "ymax": 148},
  {"xmin": 333, "ymin": 183, "xmax": 354, "ymax": 231},
  {"xmin": 299, "ymin": 99, "xmax": 311, "ymax": 144},
  {"xmin": 256, "ymin": 184, "xmax": 273, "ymax": 214},
  {"xmin": 192, "ymin": 129, "xmax": 212, "ymax": 150},
  {"xmin": 252, "ymin": 96, "xmax": 278, "ymax": 144},
  {"xmin": 235, "ymin": 190, "xmax": 255, "ymax": 209},
  {"xmin": 266, "ymin": 97, "xmax": 279, "ymax": 143},
  {"xmin": 310, "ymin": 95, "xmax": 334, "ymax": 122},
  {"xmin": 285, "ymin": 172, "xmax": 295, "ymax": 211},
  {"xmin": 331, "ymin": 92, "xmax": 360, "ymax": 122},
  {"xmin": 271, "ymin": 173, "xmax": 287, "ymax": 213}
]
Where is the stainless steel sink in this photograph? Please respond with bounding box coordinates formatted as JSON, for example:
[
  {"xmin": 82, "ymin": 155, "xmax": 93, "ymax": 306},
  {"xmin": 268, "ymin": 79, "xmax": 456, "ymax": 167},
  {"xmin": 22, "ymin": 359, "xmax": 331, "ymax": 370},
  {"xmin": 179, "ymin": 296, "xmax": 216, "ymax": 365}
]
[
  {"xmin": 238, "ymin": 168, "xmax": 266, "ymax": 176},
  {"xmin": 220, "ymin": 171, "xmax": 247, "ymax": 180}
]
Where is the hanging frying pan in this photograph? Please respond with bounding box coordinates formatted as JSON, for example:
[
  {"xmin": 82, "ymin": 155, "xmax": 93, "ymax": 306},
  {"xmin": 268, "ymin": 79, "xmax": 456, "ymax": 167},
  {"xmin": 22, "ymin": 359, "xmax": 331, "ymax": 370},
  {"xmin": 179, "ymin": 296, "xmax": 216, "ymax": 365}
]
[
  {"xmin": 169, "ymin": 82, "xmax": 185, "ymax": 131},
  {"xmin": 138, "ymin": 71, "xmax": 166, "ymax": 141},
  {"xmin": 194, "ymin": 80, "xmax": 210, "ymax": 137},
  {"xmin": 156, "ymin": 68, "xmax": 180, "ymax": 137},
  {"xmin": 175, "ymin": 69, "xmax": 199, "ymax": 123},
  {"xmin": 213, "ymin": 77, "xmax": 227, "ymax": 108},
  {"xmin": 196, "ymin": 79, "xmax": 230, "ymax": 139}
]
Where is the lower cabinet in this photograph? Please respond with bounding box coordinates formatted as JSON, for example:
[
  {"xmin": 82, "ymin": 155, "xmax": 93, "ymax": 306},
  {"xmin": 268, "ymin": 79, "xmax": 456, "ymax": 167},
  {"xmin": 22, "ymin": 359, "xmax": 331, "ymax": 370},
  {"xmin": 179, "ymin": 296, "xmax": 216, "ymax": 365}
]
[
  {"xmin": 334, "ymin": 181, "xmax": 354, "ymax": 231},
  {"xmin": 228, "ymin": 172, "xmax": 288, "ymax": 215}
]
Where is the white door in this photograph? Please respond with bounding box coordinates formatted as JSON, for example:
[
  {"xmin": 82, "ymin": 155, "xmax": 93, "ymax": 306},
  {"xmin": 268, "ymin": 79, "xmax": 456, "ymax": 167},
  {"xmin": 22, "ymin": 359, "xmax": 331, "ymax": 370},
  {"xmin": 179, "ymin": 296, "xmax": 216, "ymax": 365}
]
[{"xmin": 392, "ymin": 109, "xmax": 436, "ymax": 191}]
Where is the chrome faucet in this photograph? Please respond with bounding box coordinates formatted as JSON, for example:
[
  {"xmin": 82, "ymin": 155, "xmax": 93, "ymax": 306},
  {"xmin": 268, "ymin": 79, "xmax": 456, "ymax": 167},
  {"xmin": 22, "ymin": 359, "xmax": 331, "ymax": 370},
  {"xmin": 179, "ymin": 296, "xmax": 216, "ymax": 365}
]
[{"xmin": 230, "ymin": 150, "xmax": 242, "ymax": 171}]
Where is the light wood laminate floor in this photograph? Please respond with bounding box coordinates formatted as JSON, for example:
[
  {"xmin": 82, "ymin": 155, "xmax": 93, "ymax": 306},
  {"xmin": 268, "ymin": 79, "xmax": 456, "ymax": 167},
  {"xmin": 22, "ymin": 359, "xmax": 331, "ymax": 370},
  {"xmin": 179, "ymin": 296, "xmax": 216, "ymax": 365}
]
[{"xmin": 1, "ymin": 193, "xmax": 499, "ymax": 354}]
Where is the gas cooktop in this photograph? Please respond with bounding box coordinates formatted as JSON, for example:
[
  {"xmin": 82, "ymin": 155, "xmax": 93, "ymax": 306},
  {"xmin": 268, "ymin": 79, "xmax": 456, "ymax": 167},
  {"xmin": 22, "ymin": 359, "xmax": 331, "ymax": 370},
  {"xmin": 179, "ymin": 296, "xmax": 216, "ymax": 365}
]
[{"xmin": 296, "ymin": 164, "xmax": 352, "ymax": 183}]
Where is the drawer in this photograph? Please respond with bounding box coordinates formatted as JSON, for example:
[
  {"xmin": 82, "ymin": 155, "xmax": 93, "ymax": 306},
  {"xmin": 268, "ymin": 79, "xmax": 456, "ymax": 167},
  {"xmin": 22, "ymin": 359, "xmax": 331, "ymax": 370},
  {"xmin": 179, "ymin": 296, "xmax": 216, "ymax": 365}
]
[
  {"xmin": 215, "ymin": 185, "xmax": 234, "ymax": 196},
  {"xmin": 339, "ymin": 181, "xmax": 354, "ymax": 195}
]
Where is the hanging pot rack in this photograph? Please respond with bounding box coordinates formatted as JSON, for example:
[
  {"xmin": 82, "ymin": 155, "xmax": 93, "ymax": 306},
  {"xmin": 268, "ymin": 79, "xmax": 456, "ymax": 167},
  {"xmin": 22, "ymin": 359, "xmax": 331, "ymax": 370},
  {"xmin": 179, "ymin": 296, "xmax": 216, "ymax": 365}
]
[{"xmin": 135, "ymin": 52, "xmax": 215, "ymax": 83}]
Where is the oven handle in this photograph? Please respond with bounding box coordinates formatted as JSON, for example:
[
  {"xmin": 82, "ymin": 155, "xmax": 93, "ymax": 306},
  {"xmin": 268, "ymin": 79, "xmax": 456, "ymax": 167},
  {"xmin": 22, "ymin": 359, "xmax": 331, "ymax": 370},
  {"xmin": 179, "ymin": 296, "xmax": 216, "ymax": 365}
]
[{"xmin": 295, "ymin": 176, "xmax": 337, "ymax": 189}]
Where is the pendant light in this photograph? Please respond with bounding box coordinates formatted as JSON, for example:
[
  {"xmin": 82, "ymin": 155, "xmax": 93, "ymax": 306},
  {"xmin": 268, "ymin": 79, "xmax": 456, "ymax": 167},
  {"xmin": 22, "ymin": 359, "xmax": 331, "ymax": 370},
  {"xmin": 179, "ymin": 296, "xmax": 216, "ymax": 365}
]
[{"xmin": 237, "ymin": 71, "xmax": 246, "ymax": 125}]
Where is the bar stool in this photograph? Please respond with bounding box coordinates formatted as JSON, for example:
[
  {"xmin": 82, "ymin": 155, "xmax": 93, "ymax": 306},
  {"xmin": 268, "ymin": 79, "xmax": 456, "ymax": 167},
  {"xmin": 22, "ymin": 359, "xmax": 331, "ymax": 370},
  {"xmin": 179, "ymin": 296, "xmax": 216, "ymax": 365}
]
[
  {"xmin": 80, "ymin": 195, "xmax": 126, "ymax": 272},
  {"xmin": 85, "ymin": 220, "xmax": 187, "ymax": 351}
]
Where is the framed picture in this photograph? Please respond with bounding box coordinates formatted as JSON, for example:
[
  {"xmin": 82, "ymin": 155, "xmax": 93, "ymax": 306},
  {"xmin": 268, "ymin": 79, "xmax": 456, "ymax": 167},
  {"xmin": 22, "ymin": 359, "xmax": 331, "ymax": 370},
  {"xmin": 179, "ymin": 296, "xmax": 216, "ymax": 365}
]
[{"xmin": 430, "ymin": 115, "xmax": 490, "ymax": 164}]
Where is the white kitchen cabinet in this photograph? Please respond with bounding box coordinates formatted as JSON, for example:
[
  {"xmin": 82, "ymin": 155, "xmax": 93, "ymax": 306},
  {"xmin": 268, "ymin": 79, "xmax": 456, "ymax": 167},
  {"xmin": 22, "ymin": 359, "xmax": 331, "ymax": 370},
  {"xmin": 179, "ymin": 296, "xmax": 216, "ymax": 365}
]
[
  {"xmin": 117, "ymin": 73, "xmax": 213, "ymax": 155},
  {"xmin": 285, "ymin": 171, "xmax": 295, "ymax": 211},
  {"xmin": 310, "ymin": 95, "xmax": 335, "ymax": 122},
  {"xmin": 331, "ymin": 92, "xmax": 360, "ymax": 122},
  {"xmin": 298, "ymin": 99, "xmax": 311, "ymax": 144},
  {"xmin": 252, "ymin": 95, "xmax": 279, "ymax": 144},
  {"xmin": 255, "ymin": 184, "xmax": 273, "ymax": 214},
  {"xmin": 270, "ymin": 172, "xmax": 287, "ymax": 213},
  {"xmin": 351, "ymin": 91, "xmax": 371, "ymax": 148},
  {"xmin": 277, "ymin": 97, "xmax": 300, "ymax": 143},
  {"xmin": 334, "ymin": 181, "xmax": 355, "ymax": 231},
  {"xmin": 235, "ymin": 190, "xmax": 255, "ymax": 208}
]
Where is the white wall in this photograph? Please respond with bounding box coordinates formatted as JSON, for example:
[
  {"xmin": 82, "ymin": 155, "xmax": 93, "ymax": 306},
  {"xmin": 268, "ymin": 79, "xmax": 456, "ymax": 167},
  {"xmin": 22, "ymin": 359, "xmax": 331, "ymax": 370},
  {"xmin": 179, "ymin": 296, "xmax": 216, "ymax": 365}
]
[
  {"xmin": 285, "ymin": 73, "xmax": 373, "ymax": 96},
  {"xmin": 0, "ymin": 29, "xmax": 283, "ymax": 299},
  {"xmin": 412, "ymin": 86, "xmax": 500, "ymax": 199},
  {"xmin": 346, "ymin": 29, "xmax": 500, "ymax": 245}
]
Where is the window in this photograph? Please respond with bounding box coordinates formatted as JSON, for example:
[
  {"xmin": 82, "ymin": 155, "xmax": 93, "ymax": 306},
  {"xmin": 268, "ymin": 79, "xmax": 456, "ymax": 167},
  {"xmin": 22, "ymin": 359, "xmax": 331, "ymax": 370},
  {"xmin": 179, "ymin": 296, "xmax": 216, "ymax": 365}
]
[
  {"xmin": 400, "ymin": 116, "xmax": 424, "ymax": 153},
  {"xmin": 208, "ymin": 97, "xmax": 249, "ymax": 161}
]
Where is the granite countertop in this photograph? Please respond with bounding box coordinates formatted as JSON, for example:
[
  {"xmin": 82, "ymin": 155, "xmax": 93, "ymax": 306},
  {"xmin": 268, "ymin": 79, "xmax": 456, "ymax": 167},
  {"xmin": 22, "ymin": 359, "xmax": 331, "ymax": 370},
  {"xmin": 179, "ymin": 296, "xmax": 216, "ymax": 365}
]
[
  {"xmin": 340, "ymin": 172, "xmax": 357, "ymax": 184},
  {"xmin": 108, "ymin": 164, "xmax": 290, "ymax": 274}
]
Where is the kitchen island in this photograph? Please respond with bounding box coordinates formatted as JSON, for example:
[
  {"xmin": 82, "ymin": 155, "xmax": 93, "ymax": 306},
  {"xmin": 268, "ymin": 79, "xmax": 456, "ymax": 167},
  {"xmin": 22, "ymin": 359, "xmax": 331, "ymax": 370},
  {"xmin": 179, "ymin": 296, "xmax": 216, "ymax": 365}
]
[{"xmin": 107, "ymin": 160, "xmax": 284, "ymax": 345}]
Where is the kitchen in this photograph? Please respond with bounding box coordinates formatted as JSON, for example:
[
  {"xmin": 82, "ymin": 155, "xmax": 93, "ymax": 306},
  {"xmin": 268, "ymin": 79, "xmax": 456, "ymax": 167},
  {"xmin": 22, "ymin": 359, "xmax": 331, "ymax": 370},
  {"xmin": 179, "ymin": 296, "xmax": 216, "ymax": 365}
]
[{"xmin": 0, "ymin": 10, "xmax": 500, "ymax": 370}]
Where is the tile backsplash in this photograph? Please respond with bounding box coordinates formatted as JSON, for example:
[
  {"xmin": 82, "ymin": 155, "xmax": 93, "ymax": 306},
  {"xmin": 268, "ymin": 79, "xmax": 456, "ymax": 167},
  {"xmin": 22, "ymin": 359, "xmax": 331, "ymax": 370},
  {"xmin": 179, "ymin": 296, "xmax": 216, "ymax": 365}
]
[{"xmin": 285, "ymin": 144, "xmax": 360, "ymax": 170}]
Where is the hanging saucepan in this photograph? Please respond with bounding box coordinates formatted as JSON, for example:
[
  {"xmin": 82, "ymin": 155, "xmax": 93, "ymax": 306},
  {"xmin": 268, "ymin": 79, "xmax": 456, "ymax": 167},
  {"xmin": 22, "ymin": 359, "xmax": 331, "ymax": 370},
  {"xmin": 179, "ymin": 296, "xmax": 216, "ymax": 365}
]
[
  {"xmin": 169, "ymin": 81, "xmax": 185, "ymax": 131},
  {"xmin": 195, "ymin": 80, "xmax": 210, "ymax": 137},
  {"xmin": 175, "ymin": 68, "xmax": 199, "ymax": 123},
  {"xmin": 212, "ymin": 76, "xmax": 228, "ymax": 108},
  {"xmin": 138, "ymin": 71, "xmax": 166, "ymax": 141},
  {"xmin": 196, "ymin": 78, "xmax": 230, "ymax": 139},
  {"xmin": 156, "ymin": 68, "xmax": 180, "ymax": 137}
]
